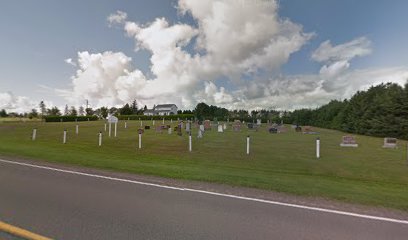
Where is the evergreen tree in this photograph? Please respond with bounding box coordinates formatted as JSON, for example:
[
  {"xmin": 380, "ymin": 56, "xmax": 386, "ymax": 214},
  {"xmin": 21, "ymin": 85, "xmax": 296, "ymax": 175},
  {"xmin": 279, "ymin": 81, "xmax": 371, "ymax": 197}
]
[
  {"xmin": 39, "ymin": 101, "xmax": 46, "ymax": 116},
  {"xmin": 64, "ymin": 104, "xmax": 69, "ymax": 116},
  {"xmin": 69, "ymin": 106, "xmax": 77, "ymax": 116},
  {"xmin": 0, "ymin": 109, "xmax": 8, "ymax": 117},
  {"xmin": 78, "ymin": 106, "xmax": 85, "ymax": 116},
  {"xmin": 119, "ymin": 103, "xmax": 133, "ymax": 115}
]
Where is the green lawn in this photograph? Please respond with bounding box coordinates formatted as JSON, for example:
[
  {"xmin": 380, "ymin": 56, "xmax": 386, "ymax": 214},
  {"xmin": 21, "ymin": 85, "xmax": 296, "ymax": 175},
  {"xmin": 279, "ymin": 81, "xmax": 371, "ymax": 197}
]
[{"xmin": 1, "ymin": 120, "xmax": 407, "ymax": 210}]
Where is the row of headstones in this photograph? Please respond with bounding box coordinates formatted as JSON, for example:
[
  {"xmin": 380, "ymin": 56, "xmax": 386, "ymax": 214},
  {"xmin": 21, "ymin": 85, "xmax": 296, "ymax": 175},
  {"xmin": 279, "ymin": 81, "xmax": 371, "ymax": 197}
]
[{"xmin": 340, "ymin": 136, "xmax": 399, "ymax": 148}]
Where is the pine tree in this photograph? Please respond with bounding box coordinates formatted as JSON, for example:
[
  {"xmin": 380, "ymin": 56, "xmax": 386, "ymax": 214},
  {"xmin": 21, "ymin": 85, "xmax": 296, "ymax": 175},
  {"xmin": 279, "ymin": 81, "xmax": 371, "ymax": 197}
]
[
  {"xmin": 39, "ymin": 101, "xmax": 46, "ymax": 117},
  {"xmin": 64, "ymin": 104, "xmax": 69, "ymax": 116}
]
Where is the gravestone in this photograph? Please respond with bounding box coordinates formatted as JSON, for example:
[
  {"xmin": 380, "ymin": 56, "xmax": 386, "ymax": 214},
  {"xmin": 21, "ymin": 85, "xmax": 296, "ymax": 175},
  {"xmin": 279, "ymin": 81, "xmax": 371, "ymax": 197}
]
[
  {"xmin": 186, "ymin": 122, "xmax": 191, "ymax": 133},
  {"xmin": 276, "ymin": 125, "xmax": 287, "ymax": 133},
  {"xmin": 340, "ymin": 135, "xmax": 358, "ymax": 147},
  {"xmin": 168, "ymin": 127, "xmax": 172, "ymax": 134},
  {"xmin": 295, "ymin": 125, "xmax": 302, "ymax": 132},
  {"xmin": 303, "ymin": 126, "xmax": 313, "ymax": 134},
  {"xmin": 144, "ymin": 125, "xmax": 150, "ymax": 130},
  {"xmin": 197, "ymin": 129, "xmax": 203, "ymax": 138},
  {"xmin": 257, "ymin": 119, "xmax": 261, "ymax": 125},
  {"xmin": 269, "ymin": 127, "xmax": 278, "ymax": 134},
  {"xmin": 218, "ymin": 124, "xmax": 223, "ymax": 133},
  {"xmin": 383, "ymin": 138, "xmax": 397, "ymax": 148},
  {"xmin": 247, "ymin": 123, "xmax": 254, "ymax": 129},
  {"xmin": 199, "ymin": 124, "xmax": 205, "ymax": 132},
  {"xmin": 232, "ymin": 120, "xmax": 241, "ymax": 132},
  {"xmin": 223, "ymin": 123, "xmax": 227, "ymax": 130},
  {"xmin": 177, "ymin": 123, "xmax": 182, "ymax": 136},
  {"xmin": 155, "ymin": 125, "xmax": 163, "ymax": 133},
  {"xmin": 204, "ymin": 120, "xmax": 212, "ymax": 130}
]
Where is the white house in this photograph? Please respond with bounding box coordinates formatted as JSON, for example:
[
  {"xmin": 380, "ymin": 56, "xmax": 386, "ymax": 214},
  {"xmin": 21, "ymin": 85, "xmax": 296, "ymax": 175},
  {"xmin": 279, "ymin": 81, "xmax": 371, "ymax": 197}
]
[{"xmin": 143, "ymin": 104, "xmax": 178, "ymax": 116}]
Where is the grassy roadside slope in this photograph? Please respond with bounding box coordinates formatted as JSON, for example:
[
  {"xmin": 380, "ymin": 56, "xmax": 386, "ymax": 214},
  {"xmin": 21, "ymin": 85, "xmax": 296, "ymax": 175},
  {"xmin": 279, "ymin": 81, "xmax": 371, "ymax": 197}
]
[{"xmin": 0, "ymin": 120, "xmax": 407, "ymax": 210}]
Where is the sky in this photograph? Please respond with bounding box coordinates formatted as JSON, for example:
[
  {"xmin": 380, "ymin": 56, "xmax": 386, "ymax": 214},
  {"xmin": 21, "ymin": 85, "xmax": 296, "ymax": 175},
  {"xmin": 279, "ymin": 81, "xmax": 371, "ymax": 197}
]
[{"xmin": 1, "ymin": 0, "xmax": 408, "ymax": 113}]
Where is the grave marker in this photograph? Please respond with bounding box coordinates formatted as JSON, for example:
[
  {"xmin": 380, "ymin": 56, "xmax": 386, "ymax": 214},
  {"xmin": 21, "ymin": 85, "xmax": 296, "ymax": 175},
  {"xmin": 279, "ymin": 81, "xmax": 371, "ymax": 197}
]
[
  {"xmin": 156, "ymin": 125, "xmax": 163, "ymax": 133},
  {"xmin": 204, "ymin": 120, "xmax": 211, "ymax": 131},
  {"xmin": 233, "ymin": 120, "xmax": 241, "ymax": 132},
  {"xmin": 268, "ymin": 127, "xmax": 278, "ymax": 134},
  {"xmin": 340, "ymin": 135, "xmax": 358, "ymax": 147},
  {"xmin": 383, "ymin": 138, "xmax": 397, "ymax": 148},
  {"xmin": 218, "ymin": 124, "xmax": 223, "ymax": 133}
]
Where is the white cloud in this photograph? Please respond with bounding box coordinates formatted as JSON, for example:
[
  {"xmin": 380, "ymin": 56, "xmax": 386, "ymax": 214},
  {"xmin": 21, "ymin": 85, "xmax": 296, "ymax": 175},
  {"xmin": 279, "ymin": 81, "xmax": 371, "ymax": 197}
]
[
  {"xmin": 57, "ymin": 1, "xmax": 407, "ymax": 111},
  {"xmin": 312, "ymin": 37, "xmax": 372, "ymax": 63},
  {"xmin": 0, "ymin": 92, "xmax": 37, "ymax": 113},
  {"xmin": 107, "ymin": 10, "xmax": 127, "ymax": 26},
  {"xmin": 64, "ymin": 58, "xmax": 76, "ymax": 66}
]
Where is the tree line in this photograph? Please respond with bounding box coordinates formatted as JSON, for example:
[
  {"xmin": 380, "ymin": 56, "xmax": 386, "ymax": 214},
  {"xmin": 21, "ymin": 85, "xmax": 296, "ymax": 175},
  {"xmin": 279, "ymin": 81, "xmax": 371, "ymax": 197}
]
[
  {"xmin": 2, "ymin": 82, "xmax": 407, "ymax": 139},
  {"xmin": 284, "ymin": 82, "xmax": 408, "ymax": 139}
]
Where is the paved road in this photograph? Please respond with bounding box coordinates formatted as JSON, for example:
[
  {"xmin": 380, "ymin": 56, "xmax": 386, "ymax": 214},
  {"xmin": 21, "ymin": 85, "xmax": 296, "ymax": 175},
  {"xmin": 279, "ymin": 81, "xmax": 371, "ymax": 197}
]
[{"xmin": 1, "ymin": 160, "xmax": 408, "ymax": 240}]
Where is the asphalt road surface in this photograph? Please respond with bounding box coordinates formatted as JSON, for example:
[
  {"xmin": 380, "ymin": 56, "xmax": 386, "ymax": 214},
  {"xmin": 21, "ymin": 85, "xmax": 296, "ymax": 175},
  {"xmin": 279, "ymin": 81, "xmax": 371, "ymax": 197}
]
[{"xmin": 1, "ymin": 159, "xmax": 408, "ymax": 240}]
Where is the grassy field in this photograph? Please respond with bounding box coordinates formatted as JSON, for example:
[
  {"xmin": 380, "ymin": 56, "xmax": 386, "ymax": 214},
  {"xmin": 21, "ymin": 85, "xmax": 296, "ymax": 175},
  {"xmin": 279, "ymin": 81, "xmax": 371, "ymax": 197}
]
[{"xmin": 0, "ymin": 120, "xmax": 407, "ymax": 210}]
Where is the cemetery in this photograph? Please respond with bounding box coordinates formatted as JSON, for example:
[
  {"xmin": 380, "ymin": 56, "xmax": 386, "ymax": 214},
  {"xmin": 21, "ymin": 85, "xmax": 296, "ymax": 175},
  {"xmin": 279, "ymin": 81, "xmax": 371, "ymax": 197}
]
[{"xmin": 0, "ymin": 119, "xmax": 408, "ymax": 210}]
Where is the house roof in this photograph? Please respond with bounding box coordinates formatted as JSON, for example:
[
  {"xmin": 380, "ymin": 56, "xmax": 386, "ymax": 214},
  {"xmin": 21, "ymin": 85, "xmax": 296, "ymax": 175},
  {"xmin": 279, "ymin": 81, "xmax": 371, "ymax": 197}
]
[
  {"xmin": 155, "ymin": 104, "xmax": 177, "ymax": 108},
  {"xmin": 144, "ymin": 109, "xmax": 156, "ymax": 113}
]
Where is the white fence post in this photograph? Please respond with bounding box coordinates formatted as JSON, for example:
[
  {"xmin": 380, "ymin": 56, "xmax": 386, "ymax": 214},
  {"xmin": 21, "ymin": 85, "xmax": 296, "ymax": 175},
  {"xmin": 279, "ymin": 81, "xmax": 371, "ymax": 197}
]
[
  {"xmin": 189, "ymin": 132, "xmax": 192, "ymax": 152},
  {"xmin": 63, "ymin": 129, "xmax": 67, "ymax": 144},
  {"xmin": 109, "ymin": 123, "xmax": 112, "ymax": 137},
  {"xmin": 32, "ymin": 128, "xmax": 37, "ymax": 141},
  {"xmin": 99, "ymin": 132, "xmax": 102, "ymax": 146},
  {"xmin": 139, "ymin": 133, "xmax": 142, "ymax": 149},
  {"xmin": 246, "ymin": 135, "xmax": 250, "ymax": 155},
  {"xmin": 114, "ymin": 122, "xmax": 117, "ymax": 137}
]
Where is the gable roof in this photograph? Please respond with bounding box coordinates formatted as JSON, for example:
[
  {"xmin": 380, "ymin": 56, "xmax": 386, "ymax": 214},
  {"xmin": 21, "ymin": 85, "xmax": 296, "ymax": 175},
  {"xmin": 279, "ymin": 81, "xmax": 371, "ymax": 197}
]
[{"xmin": 155, "ymin": 104, "xmax": 177, "ymax": 109}]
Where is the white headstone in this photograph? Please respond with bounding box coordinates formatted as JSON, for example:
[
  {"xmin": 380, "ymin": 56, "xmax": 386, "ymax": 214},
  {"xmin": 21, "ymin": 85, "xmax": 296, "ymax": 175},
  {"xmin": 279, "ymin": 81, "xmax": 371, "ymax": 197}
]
[
  {"xmin": 199, "ymin": 125, "xmax": 205, "ymax": 132},
  {"xmin": 223, "ymin": 123, "xmax": 227, "ymax": 130},
  {"xmin": 383, "ymin": 138, "xmax": 397, "ymax": 148},
  {"xmin": 340, "ymin": 136, "xmax": 358, "ymax": 147},
  {"xmin": 197, "ymin": 129, "xmax": 203, "ymax": 138},
  {"xmin": 218, "ymin": 124, "xmax": 223, "ymax": 133}
]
